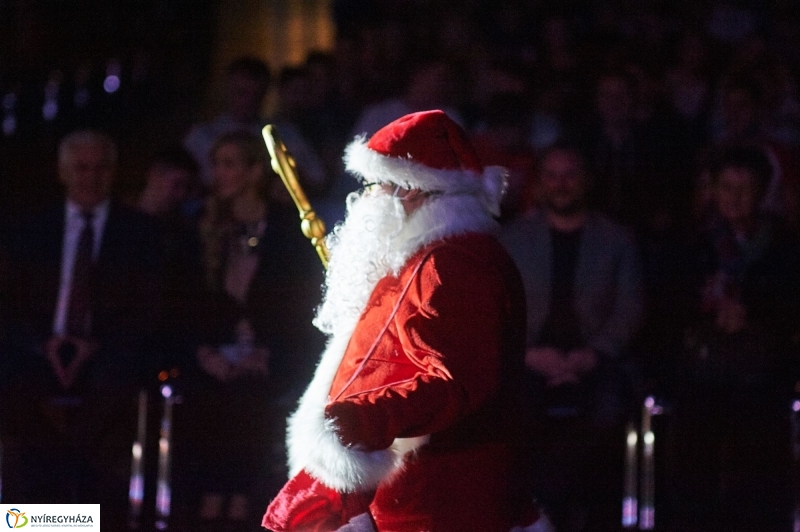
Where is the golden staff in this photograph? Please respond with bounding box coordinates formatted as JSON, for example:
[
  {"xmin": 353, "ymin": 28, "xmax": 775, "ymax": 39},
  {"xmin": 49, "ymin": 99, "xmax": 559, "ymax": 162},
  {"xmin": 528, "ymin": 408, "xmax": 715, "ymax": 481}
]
[{"xmin": 262, "ymin": 124, "xmax": 330, "ymax": 269}]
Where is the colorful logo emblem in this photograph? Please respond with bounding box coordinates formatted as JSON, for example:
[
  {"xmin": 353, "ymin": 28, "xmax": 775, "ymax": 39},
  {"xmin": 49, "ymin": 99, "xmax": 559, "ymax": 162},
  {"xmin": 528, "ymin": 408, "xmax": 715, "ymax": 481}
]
[{"xmin": 5, "ymin": 509, "xmax": 27, "ymax": 528}]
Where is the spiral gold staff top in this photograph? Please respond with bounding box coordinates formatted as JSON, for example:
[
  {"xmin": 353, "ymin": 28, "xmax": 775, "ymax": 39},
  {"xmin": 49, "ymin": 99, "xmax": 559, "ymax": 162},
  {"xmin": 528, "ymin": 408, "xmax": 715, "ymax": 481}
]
[{"xmin": 262, "ymin": 124, "xmax": 330, "ymax": 269}]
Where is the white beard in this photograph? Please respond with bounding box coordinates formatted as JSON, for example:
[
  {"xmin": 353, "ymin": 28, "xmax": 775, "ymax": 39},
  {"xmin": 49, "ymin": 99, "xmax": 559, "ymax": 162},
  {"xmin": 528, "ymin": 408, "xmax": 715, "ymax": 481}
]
[{"xmin": 313, "ymin": 190, "xmax": 409, "ymax": 339}]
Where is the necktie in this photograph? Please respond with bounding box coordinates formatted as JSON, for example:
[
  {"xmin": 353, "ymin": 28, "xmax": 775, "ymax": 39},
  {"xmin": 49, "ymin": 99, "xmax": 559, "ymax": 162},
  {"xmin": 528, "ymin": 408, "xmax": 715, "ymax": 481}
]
[{"xmin": 66, "ymin": 211, "xmax": 95, "ymax": 338}]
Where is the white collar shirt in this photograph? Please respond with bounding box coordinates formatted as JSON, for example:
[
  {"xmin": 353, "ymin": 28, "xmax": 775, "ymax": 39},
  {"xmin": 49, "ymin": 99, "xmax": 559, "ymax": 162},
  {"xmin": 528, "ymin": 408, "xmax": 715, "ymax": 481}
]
[{"xmin": 52, "ymin": 199, "xmax": 110, "ymax": 336}]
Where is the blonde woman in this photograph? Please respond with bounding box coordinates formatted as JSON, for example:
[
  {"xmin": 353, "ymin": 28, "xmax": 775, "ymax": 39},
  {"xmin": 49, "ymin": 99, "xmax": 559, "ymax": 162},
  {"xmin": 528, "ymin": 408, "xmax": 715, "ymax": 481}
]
[{"xmin": 187, "ymin": 130, "xmax": 323, "ymax": 531}]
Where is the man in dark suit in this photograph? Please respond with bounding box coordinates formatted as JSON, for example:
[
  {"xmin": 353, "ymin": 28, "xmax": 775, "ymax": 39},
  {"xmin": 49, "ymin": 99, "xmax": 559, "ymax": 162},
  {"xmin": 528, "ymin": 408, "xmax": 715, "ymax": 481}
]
[{"xmin": 1, "ymin": 130, "xmax": 162, "ymax": 529}]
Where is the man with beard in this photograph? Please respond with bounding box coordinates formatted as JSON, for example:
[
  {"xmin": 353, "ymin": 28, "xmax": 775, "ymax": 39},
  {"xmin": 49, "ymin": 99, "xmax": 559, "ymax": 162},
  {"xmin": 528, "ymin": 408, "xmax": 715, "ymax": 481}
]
[
  {"xmin": 262, "ymin": 110, "xmax": 540, "ymax": 531},
  {"xmin": 502, "ymin": 143, "xmax": 644, "ymax": 532}
]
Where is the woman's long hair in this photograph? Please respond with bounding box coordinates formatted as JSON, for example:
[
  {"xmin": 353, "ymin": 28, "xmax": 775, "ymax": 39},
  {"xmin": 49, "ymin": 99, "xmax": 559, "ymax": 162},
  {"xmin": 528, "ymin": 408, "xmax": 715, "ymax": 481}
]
[{"xmin": 199, "ymin": 130, "xmax": 271, "ymax": 291}]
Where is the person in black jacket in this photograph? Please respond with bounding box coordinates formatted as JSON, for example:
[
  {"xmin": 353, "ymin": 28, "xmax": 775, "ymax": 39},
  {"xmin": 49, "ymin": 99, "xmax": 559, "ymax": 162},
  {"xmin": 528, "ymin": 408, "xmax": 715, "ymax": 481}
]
[
  {"xmin": 184, "ymin": 130, "xmax": 324, "ymax": 532},
  {"xmin": 1, "ymin": 130, "xmax": 163, "ymax": 530}
]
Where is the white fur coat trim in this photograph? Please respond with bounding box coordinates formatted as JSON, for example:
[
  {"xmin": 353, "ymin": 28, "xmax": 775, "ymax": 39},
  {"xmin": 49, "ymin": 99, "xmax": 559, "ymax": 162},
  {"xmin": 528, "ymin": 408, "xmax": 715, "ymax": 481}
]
[
  {"xmin": 287, "ymin": 332, "xmax": 429, "ymax": 493},
  {"xmin": 344, "ymin": 137, "xmax": 507, "ymax": 216},
  {"xmin": 286, "ymin": 194, "xmax": 500, "ymax": 493}
]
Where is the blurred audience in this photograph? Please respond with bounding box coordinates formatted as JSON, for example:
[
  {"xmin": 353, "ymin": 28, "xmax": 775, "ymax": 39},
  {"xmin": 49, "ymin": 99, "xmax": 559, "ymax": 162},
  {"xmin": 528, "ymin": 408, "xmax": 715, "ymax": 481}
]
[
  {"xmin": 136, "ymin": 146, "xmax": 200, "ymax": 219},
  {"xmin": 184, "ymin": 57, "xmax": 273, "ymax": 187},
  {"xmin": 183, "ymin": 56, "xmax": 326, "ymax": 198},
  {"xmin": 1, "ymin": 130, "xmax": 163, "ymax": 530},
  {"xmin": 502, "ymin": 144, "xmax": 644, "ymax": 532},
  {"xmin": 135, "ymin": 147, "xmax": 203, "ymax": 372},
  {"xmin": 578, "ymin": 70, "xmax": 694, "ymax": 234},
  {"xmin": 668, "ymin": 146, "xmax": 800, "ymax": 532},
  {"xmin": 182, "ymin": 130, "xmax": 324, "ymax": 532},
  {"xmin": 270, "ymin": 65, "xmax": 329, "ymax": 198}
]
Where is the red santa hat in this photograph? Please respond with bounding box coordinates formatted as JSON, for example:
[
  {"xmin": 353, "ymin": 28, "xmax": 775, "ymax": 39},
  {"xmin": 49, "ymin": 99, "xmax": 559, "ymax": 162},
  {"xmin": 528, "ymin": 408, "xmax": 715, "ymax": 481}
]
[{"xmin": 344, "ymin": 110, "xmax": 507, "ymax": 216}]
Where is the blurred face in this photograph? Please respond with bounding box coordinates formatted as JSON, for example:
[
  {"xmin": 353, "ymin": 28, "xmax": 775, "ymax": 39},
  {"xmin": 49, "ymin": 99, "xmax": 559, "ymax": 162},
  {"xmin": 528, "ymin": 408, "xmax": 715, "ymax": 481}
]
[
  {"xmin": 715, "ymin": 167, "xmax": 760, "ymax": 226},
  {"xmin": 146, "ymin": 165, "xmax": 191, "ymax": 211},
  {"xmin": 279, "ymin": 75, "xmax": 311, "ymax": 114},
  {"xmin": 540, "ymin": 150, "xmax": 586, "ymax": 215},
  {"xmin": 227, "ymin": 72, "xmax": 268, "ymax": 121},
  {"xmin": 211, "ymin": 143, "xmax": 260, "ymax": 200},
  {"xmin": 59, "ymin": 141, "xmax": 116, "ymax": 209}
]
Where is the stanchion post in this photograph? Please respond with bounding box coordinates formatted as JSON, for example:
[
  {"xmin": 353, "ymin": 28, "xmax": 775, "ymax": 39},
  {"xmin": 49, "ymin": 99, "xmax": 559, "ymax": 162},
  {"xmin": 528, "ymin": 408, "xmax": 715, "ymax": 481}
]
[
  {"xmin": 154, "ymin": 384, "xmax": 175, "ymax": 530},
  {"xmin": 622, "ymin": 423, "xmax": 639, "ymax": 529},
  {"xmin": 128, "ymin": 389, "xmax": 148, "ymax": 529},
  {"xmin": 639, "ymin": 396, "xmax": 660, "ymax": 530}
]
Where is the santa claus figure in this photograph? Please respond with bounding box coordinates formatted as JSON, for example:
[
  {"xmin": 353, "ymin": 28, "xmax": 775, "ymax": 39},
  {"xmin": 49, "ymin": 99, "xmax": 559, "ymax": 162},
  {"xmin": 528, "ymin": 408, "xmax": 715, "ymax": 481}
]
[{"xmin": 263, "ymin": 110, "xmax": 539, "ymax": 532}]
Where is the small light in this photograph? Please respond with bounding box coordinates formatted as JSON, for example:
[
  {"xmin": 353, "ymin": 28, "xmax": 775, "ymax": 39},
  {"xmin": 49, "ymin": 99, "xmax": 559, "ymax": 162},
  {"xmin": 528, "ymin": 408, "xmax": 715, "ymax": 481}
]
[
  {"xmin": 103, "ymin": 75, "xmax": 121, "ymax": 93},
  {"xmin": 643, "ymin": 431, "xmax": 655, "ymax": 445},
  {"xmin": 627, "ymin": 431, "xmax": 638, "ymax": 446},
  {"xmin": 3, "ymin": 115, "xmax": 16, "ymax": 136},
  {"xmin": 158, "ymin": 370, "xmax": 169, "ymax": 382},
  {"xmin": 248, "ymin": 236, "xmax": 259, "ymax": 247},
  {"xmin": 161, "ymin": 385, "xmax": 172, "ymax": 398},
  {"xmin": 132, "ymin": 442, "xmax": 143, "ymax": 460},
  {"xmin": 43, "ymin": 100, "xmax": 58, "ymax": 121},
  {"xmin": 644, "ymin": 396, "xmax": 655, "ymax": 409},
  {"xmin": 792, "ymin": 400, "xmax": 800, "ymax": 413}
]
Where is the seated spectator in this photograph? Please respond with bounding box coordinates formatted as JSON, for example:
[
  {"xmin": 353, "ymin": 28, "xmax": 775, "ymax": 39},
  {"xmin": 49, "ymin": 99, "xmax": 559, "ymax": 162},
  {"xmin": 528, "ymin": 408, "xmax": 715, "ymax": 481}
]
[
  {"xmin": 183, "ymin": 56, "xmax": 325, "ymax": 198},
  {"xmin": 135, "ymin": 147, "xmax": 203, "ymax": 372},
  {"xmin": 183, "ymin": 130, "xmax": 324, "ymax": 532},
  {"xmin": 502, "ymin": 143, "xmax": 644, "ymax": 532},
  {"xmin": 137, "ymin": 146, "xmax": 200, "ymax": 219},
  {"xmin": 580, "ymin": 70, "xmax": 694, "ymax": 233},
  {"xmin": 184, "ymin": 56, "xmax": 272, "ymax": 187},
  {"xmin": 271, "ymin": 65, "xmax": 328, "ymax": 198},
  {"xmin": 1, "ymin": 130, "xmax": 163, "ymax": 530},
  {"xmin": 669, "ymin": 146, "xmax": 800, "ymax": 532},
  {"xmin": 706, "ymin": 76, "xmax": 799, "ymax": 219},
  {"xmin": 299, "ymin": 51, "xmax": 360, "ymax": 191}
]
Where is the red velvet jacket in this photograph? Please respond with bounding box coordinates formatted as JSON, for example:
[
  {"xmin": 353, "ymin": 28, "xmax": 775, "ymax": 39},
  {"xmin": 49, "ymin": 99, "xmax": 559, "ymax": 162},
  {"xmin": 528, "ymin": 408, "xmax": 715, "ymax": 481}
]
[{"xmin": 264, "ymin": 232, "xmax": 530, "ymax": 532}]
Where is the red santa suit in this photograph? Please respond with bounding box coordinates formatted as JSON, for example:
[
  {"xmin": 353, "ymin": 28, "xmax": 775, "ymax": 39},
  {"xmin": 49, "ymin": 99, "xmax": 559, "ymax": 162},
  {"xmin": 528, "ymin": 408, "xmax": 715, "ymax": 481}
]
[{"xmin": 263, "ymin": 111, "xmax": 537, "ymax": 532}]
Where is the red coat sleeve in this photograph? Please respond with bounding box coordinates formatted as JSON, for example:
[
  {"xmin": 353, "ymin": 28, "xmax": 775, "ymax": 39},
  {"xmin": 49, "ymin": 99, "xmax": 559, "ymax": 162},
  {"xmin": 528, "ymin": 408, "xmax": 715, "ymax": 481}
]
[{"xmin": 325, "ymin": 244, "xmax": 507, "ymax": 450}]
